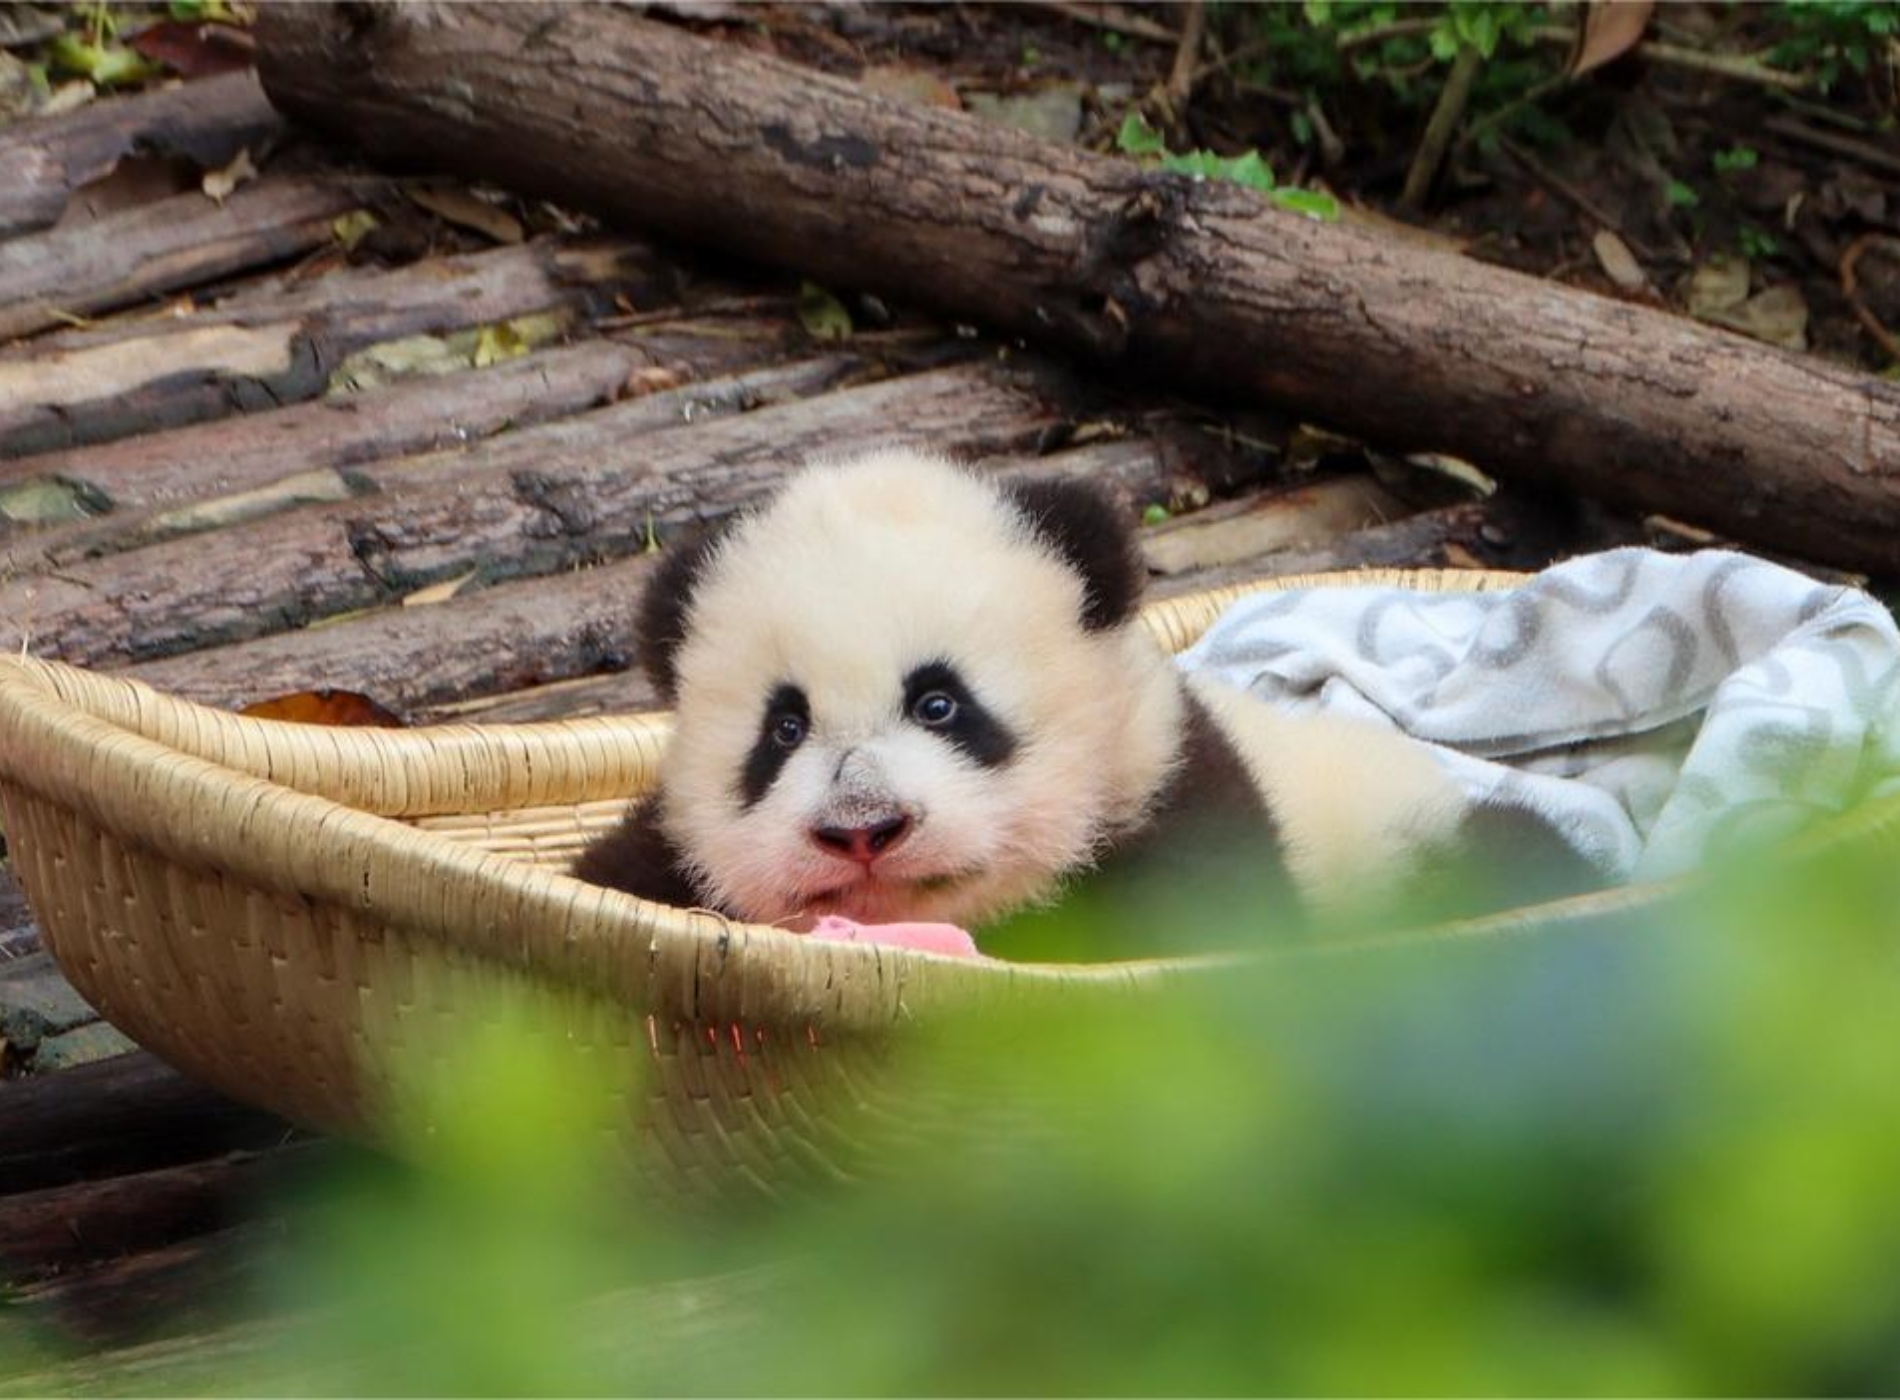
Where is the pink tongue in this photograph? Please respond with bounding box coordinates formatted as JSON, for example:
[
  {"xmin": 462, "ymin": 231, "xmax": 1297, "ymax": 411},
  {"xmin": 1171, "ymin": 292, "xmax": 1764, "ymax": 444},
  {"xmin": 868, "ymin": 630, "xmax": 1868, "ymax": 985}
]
[{"xmin": 807, "ymin": 915, "xmax": 983, "ymax": 959}]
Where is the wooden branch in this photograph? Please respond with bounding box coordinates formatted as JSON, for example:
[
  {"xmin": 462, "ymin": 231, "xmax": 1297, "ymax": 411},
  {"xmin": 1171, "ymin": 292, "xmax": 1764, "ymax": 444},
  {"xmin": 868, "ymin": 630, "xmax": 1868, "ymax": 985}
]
[
  {"xmin": 1147, "ymin": 492, "xmax": 1577, "ymax": 599},
  {"xmin": 1401, "ymin": 41, "xmax": 1483, "ymax": 209},
  {"xmin": 11, "ymin": 1221, "xmax": 272, "ymax": 1349},
  {"xmin": 123, "ymin": 432, "xmax": 1269, "ymax": 714},
  {"xmin": 0, "ymin": 175, "xmax": 375, "ymax": 341},
  {"xmin": 253, "ymin": 3, "xmax": 1900, "ymax": 574},
  {"xmin": 0, "ymin": 1051, "xmax": 292, "ymax": 1197},
  {"xmin": 9, "ymin": 359, "xmax": 1069, "ymax": 669},
  {"xmin": 0, "ymin": 318, "xmax": 825, "ymax": 573},
  {"xmin": 0, "ymin": 72, "xmax": 282, "ymax": 239},
  {"xmin": 0, "ymin": 1148, "xmax": 303, "ymax": 1279},
  {"xmin": 0, "ymin": 236, "xmax": 657, "ymax": 460}
]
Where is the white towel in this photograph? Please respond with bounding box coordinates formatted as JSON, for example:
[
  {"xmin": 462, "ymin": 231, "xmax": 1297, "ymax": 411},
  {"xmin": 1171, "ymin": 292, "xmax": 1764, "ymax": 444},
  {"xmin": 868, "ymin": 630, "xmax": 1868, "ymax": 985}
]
[{"xmin": 1178, "ymin": 548, "xmax": 1900, "ymax": 881}]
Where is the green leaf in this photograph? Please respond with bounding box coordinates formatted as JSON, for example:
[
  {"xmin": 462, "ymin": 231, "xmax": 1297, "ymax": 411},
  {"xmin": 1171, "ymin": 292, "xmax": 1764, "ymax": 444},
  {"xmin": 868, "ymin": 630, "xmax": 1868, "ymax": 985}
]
[
  {"xmin": 1226, "ymin": 150, "xmax": 1277, "ymax": 193},
  {"xmin": 1665, "ymin": 179, "xmax": 1701, "ymax": 209},
  {"xmin": 1739, "ymin": 224, "xmax": 1781, "ymax": 260},
  {"xmin": 796, "ymin": 281, "xmax": 854, "ymax": 342},
  {"xmin": 47, "ymin": 32, "xmax": 158, "ymax": 87},
  {"xmin": 1269, "ymin": 187, "xmax": 1341, "ymax": 221},
  {"xmin": 1141, "ymin": 503, "xmax": 1172, "ymax": 526},
  {"xmin": 1713, "ymin": 144, "xmax": 1761, "ymax": 175},
  {"xmin": 1116, "ymin": 110, "xmax": 1166, "ymax": 157}
]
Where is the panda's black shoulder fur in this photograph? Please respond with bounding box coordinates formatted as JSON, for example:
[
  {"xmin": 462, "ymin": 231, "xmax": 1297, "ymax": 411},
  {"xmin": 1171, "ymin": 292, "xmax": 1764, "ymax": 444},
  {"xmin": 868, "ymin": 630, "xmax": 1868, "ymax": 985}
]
[
  {"xmin": 638, "ymin": 519, "xmax": 736, "ymax": 703},
  {"xmin": 999, "ymin": 476, "xmax": 1145, "ymax": 632},
  {"xmin": 570, "ymin": 795, "xmax": 706, "ymax": 910}
]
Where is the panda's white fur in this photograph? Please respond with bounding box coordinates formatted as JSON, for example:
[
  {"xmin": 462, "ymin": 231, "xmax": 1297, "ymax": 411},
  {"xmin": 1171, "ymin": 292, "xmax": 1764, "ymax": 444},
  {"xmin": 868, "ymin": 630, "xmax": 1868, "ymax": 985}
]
[
  {"xmin": 577, "ymin": 449, "xmax": 1498, "ymax": 933},
  {"xmin": 661, "ymin": 451, "xmax": 1185, "ymax": 928}
]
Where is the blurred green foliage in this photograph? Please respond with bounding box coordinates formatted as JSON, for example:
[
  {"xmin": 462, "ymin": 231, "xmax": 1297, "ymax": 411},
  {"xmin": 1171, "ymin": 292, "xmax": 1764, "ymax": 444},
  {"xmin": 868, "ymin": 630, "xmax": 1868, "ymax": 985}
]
[
  {"xmin": 1222, "ymin": 0, "xmax": 1897, "ymax": 160},
  {"xmin": 8, "ymin": 828, "xmax": 1900, "ymax": 1393},
  {"xmin": 1768, "ymin": 0, "xmax": 1900, "ymax": 94}
]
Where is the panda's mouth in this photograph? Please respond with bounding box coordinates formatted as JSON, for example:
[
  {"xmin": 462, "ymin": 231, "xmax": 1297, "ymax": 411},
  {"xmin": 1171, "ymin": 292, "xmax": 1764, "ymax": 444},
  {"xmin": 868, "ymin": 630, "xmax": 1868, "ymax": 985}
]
[{"xmin": 800, "ymin": 868, "xmax": 974, "ymax": 920}]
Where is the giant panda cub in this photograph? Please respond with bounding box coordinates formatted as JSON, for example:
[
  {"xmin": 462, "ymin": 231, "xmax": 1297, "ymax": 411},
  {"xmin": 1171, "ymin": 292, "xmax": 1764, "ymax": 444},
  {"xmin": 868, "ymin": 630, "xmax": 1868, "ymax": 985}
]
[{"xmin": 573, "ymin": 449, "xmax": 1593, "ymax": 944}]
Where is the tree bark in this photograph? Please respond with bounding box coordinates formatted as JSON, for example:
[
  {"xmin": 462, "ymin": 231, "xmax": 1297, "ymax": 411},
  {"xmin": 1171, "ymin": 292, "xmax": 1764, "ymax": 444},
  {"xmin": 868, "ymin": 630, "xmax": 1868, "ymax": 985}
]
[
  {"xmin": 0, "ymin": 1149, "xmax": 301, "ymax": 1278},
  {"xmin": 1146, "ymin": 494, "xmax": 1577, "ymax": 599},
  {"xmin": 254, "ymin": 3, "xmax": 1900, "ymax": 574},
  {"xmin": 0, "ymin": 1052, "xmax": 292, "ymax": 1197},
  {"xmin": 4, "ymin": 359, "xmax": 1069, "ymax": 669},
  {"xmin": 0, "ymin": 236, "xmax": 656, "ymax": 459},
  {"xmin": 0, "ymin": 72, "xmax": 282, "ymax": 239},
  {"xmin": 0, "ymin": 175, "xmax": 375, "ymax": 341},
  {"xmin": 122, "ymin": 432, "xmax": 1269, "ymax": 714},
  {"xmin": 0, "ymin": 318, "xmax": 835, "ymax": 573}
]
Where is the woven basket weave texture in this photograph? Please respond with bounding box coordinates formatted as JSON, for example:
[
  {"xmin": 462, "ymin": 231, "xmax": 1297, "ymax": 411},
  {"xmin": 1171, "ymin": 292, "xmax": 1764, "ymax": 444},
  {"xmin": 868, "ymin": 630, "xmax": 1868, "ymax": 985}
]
[{"xmin": 0, "ymin": 568, "xmax": 1590, "ymax": 1188}]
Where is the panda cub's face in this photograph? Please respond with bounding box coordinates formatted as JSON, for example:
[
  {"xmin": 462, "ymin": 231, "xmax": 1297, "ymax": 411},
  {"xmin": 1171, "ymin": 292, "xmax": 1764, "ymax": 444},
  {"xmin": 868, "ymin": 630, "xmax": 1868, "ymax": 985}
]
[{"xmin": 647, "ymin": 450, "xmax": 1182, "ymax": 930}]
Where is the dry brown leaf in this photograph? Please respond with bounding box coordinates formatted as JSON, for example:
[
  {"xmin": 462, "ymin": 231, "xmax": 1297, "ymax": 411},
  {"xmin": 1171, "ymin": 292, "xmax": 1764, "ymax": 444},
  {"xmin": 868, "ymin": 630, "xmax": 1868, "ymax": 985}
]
[
  {"xmin": 1568, "ymin": 0, "xmax": 1654, "ymax": 77},
  {"xmin": 406, "ymin": 184, "xmax": 525, "ymax": 245},
  {"xmin": 401, "ymin": 569, "xmax": 479, "ymax": 608},
  {"xmin": 1592, "ymin": 229, "xmax": 1649, "ymax": 291},
  {"xmin": 1142, "ymin": 477, "xmax": 1401, "ymax": 575},
  {"xmin": 1685, "ymin": 257, "xmax": 1751, "ymax": 318},
  {"xmin": 201, "ymin": 147, "xmax": 257, "ymax": 205},
  {"xmin": 239, "ymin": 688, "xmax": 406, "ymax": 727},
  {"xmin": 1704, "ymin": 284, "xmax": 1810, "ymax": 351},
  {"xmin": 860, "ymin": 63, "xmax": 961, "ymax": 110},
  {"xmin": 964, "ymin": 87, "xmax": 1084, "ymax": 143},
  {"xmin": 39, "ymin": 80, "xmax": 94, "ymax": 117},
  {"xmin": 624, "ymin": 366, "xmax": 685, "ymax": 396},
  {"xmin": 128, "ymin": 20, "xmax": 256, "ymax": 79}
]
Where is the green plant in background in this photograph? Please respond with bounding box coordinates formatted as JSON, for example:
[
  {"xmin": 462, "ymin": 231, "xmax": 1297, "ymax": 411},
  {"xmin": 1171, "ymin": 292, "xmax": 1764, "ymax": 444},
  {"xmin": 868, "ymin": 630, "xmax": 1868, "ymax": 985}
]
[
  {"xmin": 1740, "ymin": 222, "xmax": 1782, "ymax": 260},
  {"xmin": 1768, "ymin": 0, "xmax": 1900, "ymax": 95},
  {"xmin": 1223, "ymin": 0, "xmax": 1564, "ymax": 153},
  {"xmin": 1116, "ymin": 111, "xmax": 1340, "ymax": 220}
]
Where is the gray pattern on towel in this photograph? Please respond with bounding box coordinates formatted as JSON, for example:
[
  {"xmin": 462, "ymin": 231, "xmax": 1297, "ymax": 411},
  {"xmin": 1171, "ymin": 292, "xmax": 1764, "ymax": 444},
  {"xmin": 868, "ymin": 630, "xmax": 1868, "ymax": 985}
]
[{"xmin": 1180, "ymin": 548, "xmax": 1900, "ymax": 882}]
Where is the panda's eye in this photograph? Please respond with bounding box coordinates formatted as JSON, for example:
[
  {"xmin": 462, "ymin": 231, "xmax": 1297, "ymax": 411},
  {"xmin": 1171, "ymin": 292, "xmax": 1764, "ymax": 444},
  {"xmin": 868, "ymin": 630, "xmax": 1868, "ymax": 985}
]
[
  {"xmin": 911, "ymin": 691, "xmax": 959, "ymax": 727},
  {"xmin": 771, "ymin": 713, "xmax": 807, "ymax": 748}
]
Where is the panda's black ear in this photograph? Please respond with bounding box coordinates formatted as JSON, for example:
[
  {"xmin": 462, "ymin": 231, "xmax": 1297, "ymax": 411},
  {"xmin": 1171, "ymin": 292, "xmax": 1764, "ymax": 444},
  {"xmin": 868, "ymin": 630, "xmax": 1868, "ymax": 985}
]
[
  {"xmin": 638, "ymin": 521, "xmax": 731, "ymax": 702},
  {"xmin": 1001, "ymin": 476, "xmax": 1145, "ymax": 631}
]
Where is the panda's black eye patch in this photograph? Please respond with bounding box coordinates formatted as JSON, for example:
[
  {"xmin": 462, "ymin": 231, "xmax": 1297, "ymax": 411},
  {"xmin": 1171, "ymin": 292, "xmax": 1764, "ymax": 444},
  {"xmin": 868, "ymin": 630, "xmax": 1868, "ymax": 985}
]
[
  {"xmin": 902, "ymin": 662, "xmax": 1016, "ymax": 768},
  {"xmin": 740, "ymin": 683, "xmax": 809, "ymax": 808}
]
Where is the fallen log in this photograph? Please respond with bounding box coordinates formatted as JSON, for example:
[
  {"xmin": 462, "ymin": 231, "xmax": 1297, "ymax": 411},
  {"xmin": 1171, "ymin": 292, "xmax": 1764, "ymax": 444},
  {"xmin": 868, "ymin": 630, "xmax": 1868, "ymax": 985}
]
[
  {"xmin": 11, "ymin": 1221, "xmax": 272, "ymax": 1348},
  {"xmin": 0, "ymin": 236, "xmax": 656, "ymax": 460},
  {"xmin": 0, "ymin": 319, "xmax": 826, "ymax": 571},
  {"xmin": 1146, "ymin": 492, "xmax": 1581, "ymax": 600},
  {"xmin": 0, "ymin": 72, "xmax": 282, "ymax": 239},
  {"xmin": 255, "ymin": 3, "xmax": 1900, "ymax": 574},
  {"xmin": 0, "ymin": 1051, "xmax": 292, "ymax": 1197},
  {"xmin": 125, "ymin": 433, "xmax": 1268, "ymax": 714},
  {"xmin": 0, "ymin": 1148, "xmax": 304, "ymax": 1279},
  {"xmin": 0, "ymin": 175, "xmax": 375, "ymax": 341},
  {"xmin": 8, "ymin": 359, "xmax": 1063, "ymax": 668},
  {"xmin": 1140, "ymin": 476, "xmax": 1405, "ymax": 577}
]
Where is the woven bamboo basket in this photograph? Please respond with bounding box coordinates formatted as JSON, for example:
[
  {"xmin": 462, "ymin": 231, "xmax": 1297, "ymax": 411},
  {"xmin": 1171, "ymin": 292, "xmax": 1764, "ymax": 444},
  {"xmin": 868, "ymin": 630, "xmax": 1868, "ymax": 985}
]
[{"xmin": 0, "ymin": 568, "xmax": 1717, "ymax": 1193}]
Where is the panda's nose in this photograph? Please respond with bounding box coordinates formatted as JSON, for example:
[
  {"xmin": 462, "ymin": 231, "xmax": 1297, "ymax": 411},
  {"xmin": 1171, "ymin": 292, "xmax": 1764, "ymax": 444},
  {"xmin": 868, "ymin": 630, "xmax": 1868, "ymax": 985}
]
[{"xmin": 811, "ymin": 813, "xmax": 913, "ymax": 864}]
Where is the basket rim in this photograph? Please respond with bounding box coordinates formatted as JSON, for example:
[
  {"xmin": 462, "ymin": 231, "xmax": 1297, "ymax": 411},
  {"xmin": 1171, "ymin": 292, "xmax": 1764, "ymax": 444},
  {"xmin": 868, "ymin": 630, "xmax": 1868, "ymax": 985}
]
[{"xmin": 0, "ymin": 565, "xmax": 1677, "ymax": 1026}]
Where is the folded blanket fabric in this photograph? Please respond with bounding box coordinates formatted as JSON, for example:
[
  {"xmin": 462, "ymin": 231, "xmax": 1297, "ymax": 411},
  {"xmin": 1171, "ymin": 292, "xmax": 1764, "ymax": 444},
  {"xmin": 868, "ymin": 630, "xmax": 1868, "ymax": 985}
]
[{"xmin": 1179, "ymin": 549, "xmax": 1900, "ymax": 882}]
